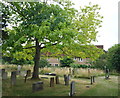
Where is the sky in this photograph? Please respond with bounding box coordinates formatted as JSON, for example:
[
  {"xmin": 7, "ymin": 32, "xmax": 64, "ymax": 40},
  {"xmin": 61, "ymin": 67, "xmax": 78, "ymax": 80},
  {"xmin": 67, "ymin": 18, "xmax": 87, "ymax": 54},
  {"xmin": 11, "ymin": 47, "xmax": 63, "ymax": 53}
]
[{"xmin": 71, "ymin": 0, "xmax": 119, "ymax": 51}]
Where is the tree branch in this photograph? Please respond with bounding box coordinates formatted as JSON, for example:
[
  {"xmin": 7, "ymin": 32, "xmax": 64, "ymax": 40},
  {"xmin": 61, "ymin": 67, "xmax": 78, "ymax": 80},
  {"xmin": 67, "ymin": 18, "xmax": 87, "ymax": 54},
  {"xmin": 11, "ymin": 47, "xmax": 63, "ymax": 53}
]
[
  {"xmin": 23, "ymin": 46, "xmax": 36, "ymax": 49},
  {"xmin": 40, "ymin": 43, "xmax": 58, "ymax": 49}
]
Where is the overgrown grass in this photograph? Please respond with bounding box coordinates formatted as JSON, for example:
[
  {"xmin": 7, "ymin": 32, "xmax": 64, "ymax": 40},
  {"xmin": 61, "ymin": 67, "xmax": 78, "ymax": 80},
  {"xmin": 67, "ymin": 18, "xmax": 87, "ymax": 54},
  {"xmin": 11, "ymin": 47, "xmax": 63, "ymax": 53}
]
[{"xmin": 2, "ymin": 75, "xmax": 118, "ymax": 96}]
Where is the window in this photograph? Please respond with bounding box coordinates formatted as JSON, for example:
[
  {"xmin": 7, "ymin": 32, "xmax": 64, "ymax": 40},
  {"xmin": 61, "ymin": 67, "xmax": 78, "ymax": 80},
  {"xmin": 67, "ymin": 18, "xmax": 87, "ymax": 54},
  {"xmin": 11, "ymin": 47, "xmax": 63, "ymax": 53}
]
[
  {"xmin": 74, "ymin": 57, "xmax": 77, "ymax": 60},
  {"xmin": 78, "ymin": 58, "xmax": 83, "ymax": 62},
  {"xmin": 55, "ymin": 64, "xmax": 59, "ymax": 66}
]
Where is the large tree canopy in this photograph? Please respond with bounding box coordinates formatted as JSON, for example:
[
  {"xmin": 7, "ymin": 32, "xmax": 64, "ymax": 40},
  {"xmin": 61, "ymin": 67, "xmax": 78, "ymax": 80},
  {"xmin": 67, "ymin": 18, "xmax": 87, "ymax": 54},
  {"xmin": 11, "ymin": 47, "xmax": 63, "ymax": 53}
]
[{"xmin": 2, "ymin": 0, "xmax": 104, "ymax": 79}]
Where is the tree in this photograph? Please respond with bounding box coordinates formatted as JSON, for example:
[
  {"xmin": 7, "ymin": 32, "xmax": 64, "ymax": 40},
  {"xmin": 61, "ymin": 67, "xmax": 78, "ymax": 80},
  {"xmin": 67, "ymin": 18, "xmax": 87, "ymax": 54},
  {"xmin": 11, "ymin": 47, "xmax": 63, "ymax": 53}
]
[
  {"xmin": 107, "ymin": 44, "xmax": 120, "ymax": 72},
  {"xmin": 60, "ymin": 57, "xmax": 74, "ymax": 67},
  {"xmin": 2, "ymin": 1, "xmax": 103, "ymax": 79}
]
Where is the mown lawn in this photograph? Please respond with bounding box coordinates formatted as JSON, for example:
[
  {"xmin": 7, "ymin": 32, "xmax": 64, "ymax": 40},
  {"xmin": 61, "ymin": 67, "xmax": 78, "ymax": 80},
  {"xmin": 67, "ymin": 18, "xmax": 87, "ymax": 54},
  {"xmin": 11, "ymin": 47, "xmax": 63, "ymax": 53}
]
[{"xmin": 2, "ymin": 75, "xmax": 119, "ymax": 96}]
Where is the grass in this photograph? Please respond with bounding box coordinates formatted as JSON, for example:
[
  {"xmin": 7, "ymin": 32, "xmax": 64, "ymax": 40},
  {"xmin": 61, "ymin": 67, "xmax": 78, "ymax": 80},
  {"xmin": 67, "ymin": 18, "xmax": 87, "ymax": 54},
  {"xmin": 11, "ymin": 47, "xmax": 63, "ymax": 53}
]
[
  {"xmin": 0, "ymin": 64, "xmax": 119, "ymax": 96},
  {"xmin": 2, "ymin": 75, "xmax": 119, "ymax": 96}
]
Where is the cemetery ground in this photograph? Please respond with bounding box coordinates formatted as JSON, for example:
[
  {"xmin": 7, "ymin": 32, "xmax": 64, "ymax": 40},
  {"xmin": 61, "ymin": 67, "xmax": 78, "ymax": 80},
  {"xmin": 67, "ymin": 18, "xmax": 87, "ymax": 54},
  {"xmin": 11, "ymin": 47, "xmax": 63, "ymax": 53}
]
[{"xmin": 1, "ymin": 65, "xmax": 119, "ymax": 96}]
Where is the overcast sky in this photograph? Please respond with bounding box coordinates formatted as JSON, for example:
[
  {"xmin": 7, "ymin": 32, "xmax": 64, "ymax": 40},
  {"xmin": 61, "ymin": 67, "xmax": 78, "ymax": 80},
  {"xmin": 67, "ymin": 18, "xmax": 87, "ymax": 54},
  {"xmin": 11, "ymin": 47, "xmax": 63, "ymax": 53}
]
[{"xmin": 71, "ymin": 0, "xmax": 119, "ymax": 50}]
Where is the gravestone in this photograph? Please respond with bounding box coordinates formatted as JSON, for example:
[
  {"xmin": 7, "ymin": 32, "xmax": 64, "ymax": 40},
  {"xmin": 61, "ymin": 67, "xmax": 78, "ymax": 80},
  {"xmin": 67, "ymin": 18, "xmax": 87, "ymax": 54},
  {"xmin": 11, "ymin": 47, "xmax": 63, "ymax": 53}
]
[
  {"xmin": 64, "ymin": 75, "xmax": 69, "ymax": 86},
  {"xmin": 93, "ymin": 76, "xmax": 95, "ymax": 83},
  {"xmin": 11, "ymin": 71, "xmax": 17, "ymax": 85},
  {"xmin": 24, "ymin": 70, "xmax": 31, "ymax": 83},
  {"xmin": 20, "ymin": 71, "xmax": 27, "ymax": 77},
  {"xmin": 17, "ymin": 65, "xmax": 21, "ymax": 75},
  {"xmin": 72, "ymin": 69, "xmax": 75, "ymax": 75},
  {"xmin": 50, "ymin": 77, "xmax": 54, "ymax": 87},
  {"xmin": 2, "ymin": 72, "xmax": 7, "ymax": 79},
  {"xmin": 32, "ymin": 81, "xmax": 43, "ymax": 92},
  {"xmin": 68, "ymin": 74, "xmax": 71, "ymax": 81},
  {"xmin": 55, "ymin": 76, "xmax": 59, "ymax": 84},
  {"xmin": 69, "ymin": 81, "xmax": 75, "ymax": 96},
  {"xmin": 88, "ymin": 68, "xmax": 90, "ymax": 77},
  {"xmin": 26, "ymin": 70, "xmax": 31, "ymax": 77},
  {"xmin": 1, "ymin": 69, "xmax": 5, "ymax": 77},
  {"xmin": 105, "ymin": 69, "xmax": 110, "ymax": 79},
  {"xmin": 91, "ymin": 76, "xmax": 93, "ymax": 85}
]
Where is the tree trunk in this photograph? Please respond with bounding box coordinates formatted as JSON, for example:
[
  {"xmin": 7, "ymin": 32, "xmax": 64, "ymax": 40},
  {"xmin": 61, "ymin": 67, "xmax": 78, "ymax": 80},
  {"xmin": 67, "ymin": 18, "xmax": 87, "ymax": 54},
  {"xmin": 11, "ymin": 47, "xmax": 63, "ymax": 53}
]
[{"xmin": 31, "ymin": 38, "xmax": 40, "ymax": 79}]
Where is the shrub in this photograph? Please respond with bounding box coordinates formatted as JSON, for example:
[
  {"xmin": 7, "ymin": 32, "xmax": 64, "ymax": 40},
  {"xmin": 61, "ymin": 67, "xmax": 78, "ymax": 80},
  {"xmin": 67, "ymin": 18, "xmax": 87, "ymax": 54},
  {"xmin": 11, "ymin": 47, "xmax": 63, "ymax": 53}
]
[
  {"xmin": 39, "ymin": 58, "xmax": 50, "ymax": 68},
  {"xmin": 60, "ymin": 57, "xmax": 74, "ymax": 67}
]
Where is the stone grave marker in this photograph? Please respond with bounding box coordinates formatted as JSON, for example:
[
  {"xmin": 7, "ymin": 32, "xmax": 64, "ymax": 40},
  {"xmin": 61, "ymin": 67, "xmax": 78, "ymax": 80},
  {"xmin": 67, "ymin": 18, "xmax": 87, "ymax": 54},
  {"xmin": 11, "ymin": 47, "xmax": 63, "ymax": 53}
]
[
  {"xmin": 26, "ymin": 70, "xmax": 31, "ymax": 77},
  {"xmin": 68, "ymin": 74, "xmax": 71, "ymax": 81},
  {"xmin": 55, "ymin": 76, "xmax": 59, "ymax": 84},
  {"xmin": 93, "ymin": 76, "xmax": 95, "ymax": 83},
  {"xmin": 17, "ymin": 65, "xmax": 21, "ymax": 75},
  {"xmin": 11, "ymin": 71, "xmax": 17, "ymax": 85},
  {"xmin": 32, "ymin": 81, "xmax": 43, "ymax": 92},
  {"xmin": 50, "ymin": 77, "xmax": 54, "ymax": 87},
  {"xmin": 2, "ymin": 72, "xmax": 7, "ymax": 79},
  {"xmin": 64, "ymin": 75, "xmax": 69, "ymax": 86},
  {"xmin": 69, "ymin": 81, "xmax": 75, "ymax": 96},
  {"xmin": 20, "ymin": 71, "xmax": 27, "ymax": 77}
]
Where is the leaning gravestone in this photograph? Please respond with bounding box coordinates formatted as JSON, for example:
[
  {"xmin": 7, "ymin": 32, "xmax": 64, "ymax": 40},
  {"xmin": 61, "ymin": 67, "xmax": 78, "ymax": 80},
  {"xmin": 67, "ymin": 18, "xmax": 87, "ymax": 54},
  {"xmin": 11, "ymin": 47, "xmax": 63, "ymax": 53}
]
[
  {"xmin": 69, "ymin": 81, "xmax": 75, "ymax": 96},
  {"xmin": 32, "ymin": 81, "xmax": 43, "ymax": 92},
  {"xmin": 11, "ymin": 71, "xmax": 17, "ymax": 85},
  {"xmin": 50, "ymin": 77, "xmax": 54, "ymax": 87}
]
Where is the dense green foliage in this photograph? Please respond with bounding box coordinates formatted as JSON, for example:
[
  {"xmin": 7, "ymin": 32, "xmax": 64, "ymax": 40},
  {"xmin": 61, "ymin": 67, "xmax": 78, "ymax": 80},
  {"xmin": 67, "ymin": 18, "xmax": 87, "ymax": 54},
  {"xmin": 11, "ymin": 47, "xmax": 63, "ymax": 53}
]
[
  {"xmin": 60, "ymin": 57, "xmax": 74, "ymax": 67},
  {"xmin": 39, "ymin": 58, "xmax": 50, "ymax": 68},
  {"xmin": 70, "ymin": 63, "xmax": 95, "ymax": 68},
  {"xmin": 107, "ymin": 44, "xmax": 120, "ymax": 72},
  {"xmin": 92, "ymin": 53, "xmax": 107, "ymax": 69},
  {"xmin": 1, "ymin": 1, "xmax": 103, "ymax": 79}
]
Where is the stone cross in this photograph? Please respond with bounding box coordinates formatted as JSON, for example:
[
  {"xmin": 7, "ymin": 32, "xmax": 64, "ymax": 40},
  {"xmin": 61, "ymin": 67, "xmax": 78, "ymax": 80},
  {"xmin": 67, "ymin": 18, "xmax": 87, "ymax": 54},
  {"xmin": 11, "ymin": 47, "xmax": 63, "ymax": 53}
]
[
  {"xmin": 69, "ymin": 81, "xmax": 75, "ymax": 96},
  {"xmin": 11, "ymin": 71, "xmax": 17, "ymax": 85}
]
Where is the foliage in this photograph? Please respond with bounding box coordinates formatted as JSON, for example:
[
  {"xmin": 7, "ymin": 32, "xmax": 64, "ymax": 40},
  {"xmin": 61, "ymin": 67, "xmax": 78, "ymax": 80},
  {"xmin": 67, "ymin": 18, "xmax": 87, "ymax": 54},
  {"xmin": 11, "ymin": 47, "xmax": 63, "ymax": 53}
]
[
  {"xmin": 2, "ymin": 56, "xmax": 34, "ymax": 65},
  {"xmin": 1, "ymin": 1, "xmax": 103, "ymax": 79},
  {"xmin": 60, "ymin": 57, "xmax": 74, "ymax": 67},
  {"xmin": 92, "ymin": 53, "xmax": 108, "ymax": 69},
  {"xmin": 39, "ymin": 58, "xmax": 50, "ymax": 68},
  {"xmin": 107, "ymin": 44, "xmax": 120, "ymax": 72},
  {"xmin": 70, "ymin": 63, "xmax": 95, "ymax": 68}
]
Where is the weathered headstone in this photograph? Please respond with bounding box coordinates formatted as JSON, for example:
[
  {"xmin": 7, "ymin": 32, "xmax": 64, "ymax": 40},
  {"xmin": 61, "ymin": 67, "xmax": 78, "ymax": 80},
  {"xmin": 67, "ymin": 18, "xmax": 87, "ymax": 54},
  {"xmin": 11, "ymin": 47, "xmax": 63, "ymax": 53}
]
[
  {"xmin": 91, "ymin": 76, "xmax": 93, "ymax": 85},
  {"xmin": 26, "ymin": 70, "xmax": 31, "ymax": 77},
  {"xmin": 20, "ymin": 71, "xmax": 27, "ymax": 77},
  {"xmin": 93, "ymin": 76, "xmax": 95, "ymax": 83},
  {"xmin": 69, "ymin": 81, "xmax": 75, "ymax": 96},
  {"xmin": 55, "ymin": 76, "xmax": 59, "ymax": 84},
  {"xmin": 32, "ymin": 81, "xmax": 43, "ymax": 92},
  {"xmin": 64, "ymin": 75, "xmax": 69, "ymax": 86},
  {"xmin": 1, "ymin": 69, "xmax": 5, "ymax": 76},
  {"xmin": 68, "ymin": 74, "xmax": 71, "ymax": 81},
  {"xmin": 11, "ymin": 71, "xmax": 17, "ymax": 85},
  {"xmin": 2, "ymin": 72, "xmax": 7, "ymax": 79},
  {"xmin": 17, "ymin": 65, "xmax": 21, "ymax": 75},
  {"xmin": 50, "ymin": 77, "xmax": 54, "ymax": 87}
]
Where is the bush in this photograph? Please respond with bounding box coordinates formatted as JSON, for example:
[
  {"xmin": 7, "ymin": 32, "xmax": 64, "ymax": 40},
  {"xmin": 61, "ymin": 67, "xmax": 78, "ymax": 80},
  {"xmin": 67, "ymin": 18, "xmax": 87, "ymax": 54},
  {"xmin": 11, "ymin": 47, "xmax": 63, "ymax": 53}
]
[
  {"xmin": 39, "ymin": 58, "xmax": 50, "ymax": 68},
  {"xmin": 70, "ymin": 63, "xmax": 93, "ymax": 68},
  {"xmin": 60, "ymin": 57, "xmax": 74, "ymax": 67}
]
